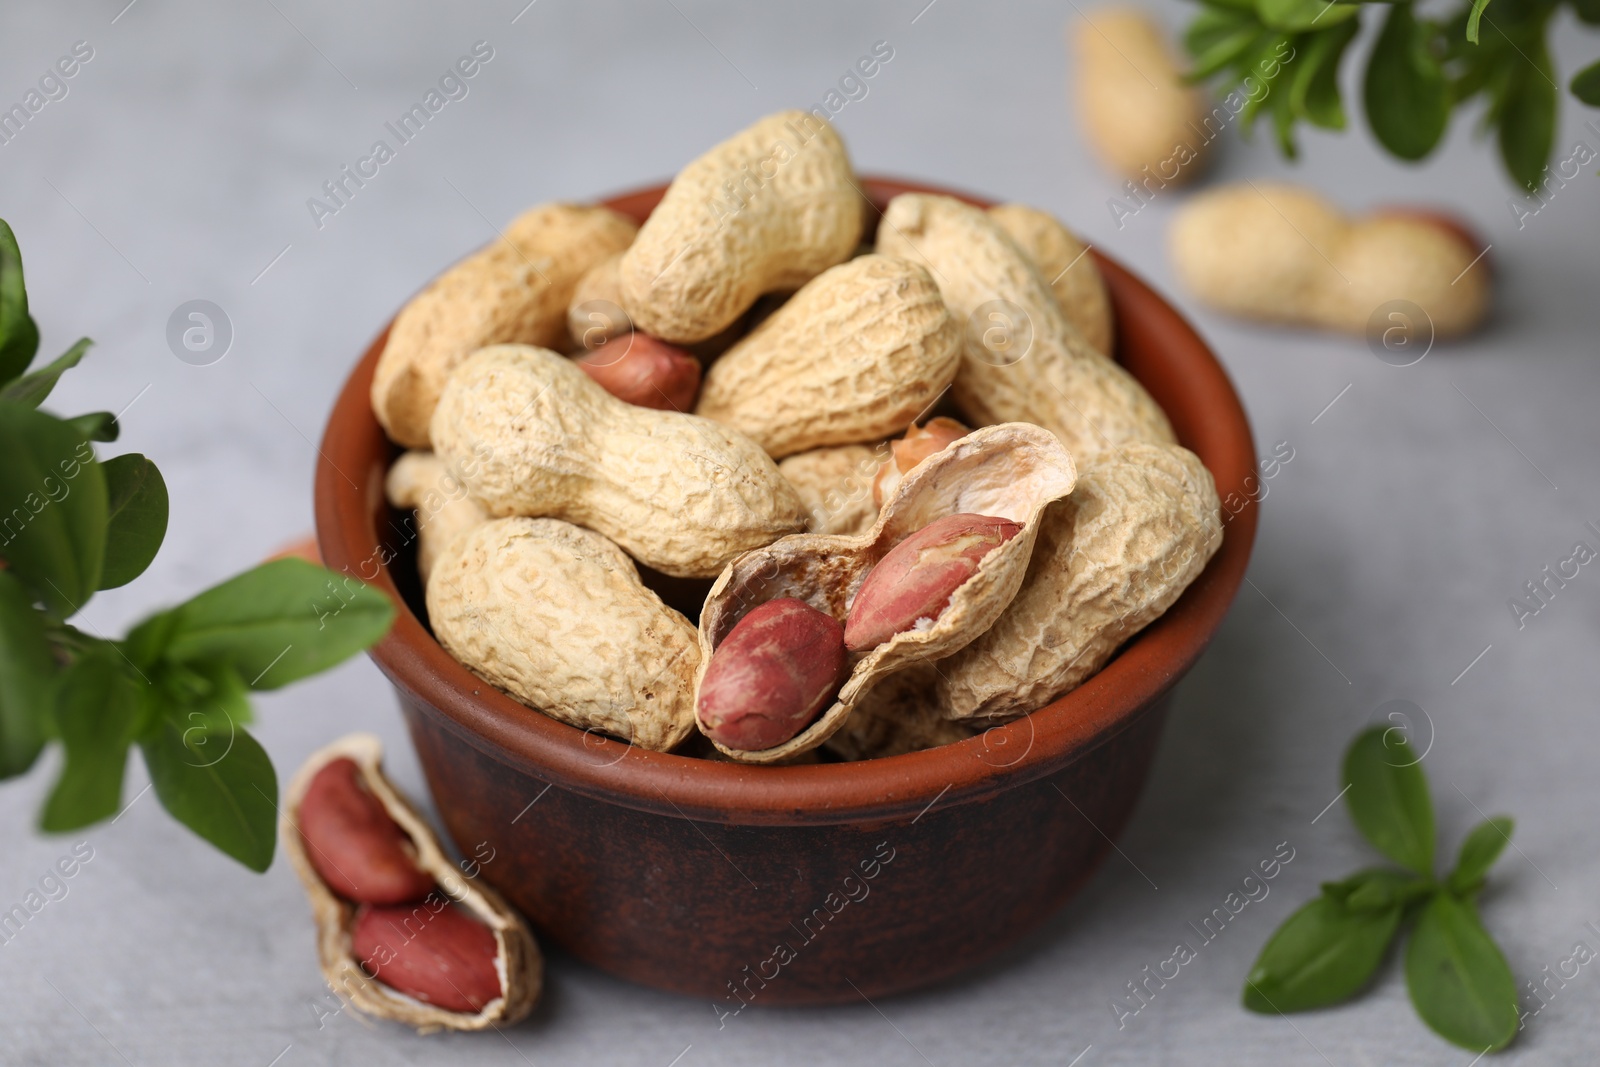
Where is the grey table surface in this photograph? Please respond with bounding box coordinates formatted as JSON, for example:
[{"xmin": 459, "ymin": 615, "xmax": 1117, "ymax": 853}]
[{"xmin": 2, "ymin": 1, "xmax": 1598, "ymax": 1064}]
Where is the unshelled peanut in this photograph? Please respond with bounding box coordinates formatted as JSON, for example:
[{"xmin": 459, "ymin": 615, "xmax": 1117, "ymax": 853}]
[
  {"xmin": 427, "ymin": 517, "xmax": 700, "ymax": 750},
  {"xmin": 989, "ymin": 203, "xmax": 1114, "ymax": 356},
  {"xmin": 619, "ymin": 110, "xmax": 863, "ymax": 343},
  {"xmin": 780, "ymin": 443, "xmax": 890, "ymax": 535},
  {"xmin": 576, "ymin": 333, "xmax": 701, "ymax": 412},
  {"xmin": 372, "ymin": 203, "xmax": 638, "ymax": 447},
  {"xmin": 695, "ymin": 254, "xmax": 961, "ymax": 457},
  {"xmin": 430, "ymin": 345, "xmax": 804, "ymax": 578},
  {"xmin": 1169, "ymin": 183, "xmax": 1490, "ymax": 337},
  {"xmin": 697, "ymin": 597, "xmax": 847, "ymax": 750},
  {"xmin": 1070, "ymin": 8, "xmax": 1210, "ymax": 184},
  {"xmin": 877, "ymin": 193, "xmax": 1175, "ymax": 458},
  {"xmin": 385, "ymin": 450, "xmax": 490, "ymax": 585}
]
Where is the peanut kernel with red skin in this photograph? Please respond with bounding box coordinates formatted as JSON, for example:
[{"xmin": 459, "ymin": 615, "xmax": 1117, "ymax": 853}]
[
  {"xmin": 352, "ymin": 902, "xmax": 503, "ymax": 1013},
  {"xmin": 577, "ymin": 332, "xmax": 702, "ymax": 412},
  {"xmin": 698, "ymin": 597, "xmax": 846, "ymax": 751},
  {"xmin": 298, "ymin": 758, "xmax": 435, "ymax": 906}
]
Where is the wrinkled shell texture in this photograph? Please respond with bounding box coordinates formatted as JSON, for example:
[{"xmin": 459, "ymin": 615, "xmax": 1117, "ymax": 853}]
[
  {"xmin": 429, "ymin": 345, "xmax": 804, "ymax": 578},
  {"xmin": 427, "ymin": 518, "xmax": 699, "ymax": 751},
  {"xmin": 989, "ymin": 203, "xmax": 1114, "ymax": 356},
  {"xmin": 1170, "ymin": 183, "xmax": 1489, "ymax": 336},
  {"xmin": 878, "ymin": 194, "xmax": 1174, "ymax": 459},
  {"xmin": 696, "ymin": 254, "xmax": 961, "ymax": 456},
  {"xmin": 825, "ymin": 665, "xmax": 978, "ymax": 761},
  {"xmin": 1070, "ymin": 7, "xmax": 1209, "ymax": 181},
  {"xmin": 384, "ymin": 450, "xmax": 490, "ymax": 584},
  {"xmin": 565, "ymin": 251, "xmax": 631, "ymax": 347},
  {"xmin": 936, "ymin": 442, "xmax": 1222, "ymax": 722},
  {"xmin": 779, "ymin": 443, "xmax": 888, "ymax": 535},
  {"xmin": 694, "ymin": 424, "xmax": 1077, "ymax": 763},
  {"xmin": 619, "ymin": 110, "xmax": 864, "ymax": 342},
  {"xmin": 280, "ymin": 733, "xmax": 542, "ymax": 1032},
  {"xmin": 372, "ymin": 203, "xmax": 638, "ymax": 447}
]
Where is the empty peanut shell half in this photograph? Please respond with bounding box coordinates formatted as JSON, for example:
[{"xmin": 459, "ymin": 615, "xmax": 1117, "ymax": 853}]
[
  {"xmin": 694, "ymin": 423, "xmax": 1077, "ymax": 763},
  {"xmin": 281, "ymin": 733, "xmax": 542, "ymax": 1032}
]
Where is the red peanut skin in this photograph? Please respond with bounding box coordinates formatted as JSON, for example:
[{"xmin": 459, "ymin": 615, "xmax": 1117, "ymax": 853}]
[
  {"xmin": 873, "ymin": 418, "xmax": 969, "ymax": 505},
  {"xmin": 353, "ymin": 902, "xmax": 502, "ymax": 1013},
  {"xmin": 845, "ymin": 514, "xmax": 1022, "ymax": 651},
  {"xmin": 698, "ymin": 597, "xmax": 846, "ymax": 751},
  {"xmin": 298, "ymin": 758, "xmax": 435, "ymax": 905},
  {"xmin": 577, "ymin": 332, "xmax": 702, "ymax": 412}
]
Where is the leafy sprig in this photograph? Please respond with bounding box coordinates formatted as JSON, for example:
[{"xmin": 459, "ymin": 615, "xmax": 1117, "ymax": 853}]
[
  {"xmin": 1185, "ymin": 0, "xmax": 1600, "ymax": 190},
  {"xmin": 1244, "ymin": 726, "xmax": 1520, "ymax": 1053},
  {"xmin": 0, "ymin": 218, "xmax": 394, "ymax": 870}
]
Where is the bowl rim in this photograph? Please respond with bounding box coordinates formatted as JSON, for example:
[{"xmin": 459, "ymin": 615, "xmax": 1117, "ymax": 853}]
[{"xmin": 314, "ymin": 175, "xmax": 1258, "ymax": 827}]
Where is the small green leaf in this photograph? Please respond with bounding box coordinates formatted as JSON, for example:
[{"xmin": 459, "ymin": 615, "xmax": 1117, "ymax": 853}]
[
  {"xmin": 40, "ymin": 650, "xmax": 141, "ymax": 832},
  {"xmin": 1322, "ymin": 867, "xmax": 1435, "ymax": 912},
  {"xmin": 0, "ymin": 401, "xmax": 107, "ymax": 617},
  {"xmin": 1344, "ymin": 726, "xmax": 1436, "ymax": 875},
  {"xmin": 1447, "ymin": 817, "xmax": 1513, "ymax": 894},
  {"xmin": 64, "ymin": 411, "xmax": 119, "ymax": 443},
  {"xmin": 1498, "ymin": 39, "xmax": 1558, "ymax": 191},
  {"xmin": 0, "ymin": 338, "xmax": 91, "ymax": 408},
  {"xmin": 1244, "ymin": 894, "xmax": 1404, "ymax": 1012},
  {"xmin": 1465, "ymin": 0, "xmax": 1493, "ymax": 43},
  {"xmin": 98, "ymin": 454, "xmax": 168, "ymax": 590},
  {"xmin": 1186, "ymin": 9, "xmax": 1265, "ymax": 81},
  {"xmin": 1364, "ymin": 2, "xmax": 1450, "ymax": 160},
  {"xmin": 0, "ymin": 219, "xmax": 40, "ymax": 386},
  {"xmin": 1257, "ymin": 0, "xmax": 1358, "ymax": 32},
  {"xmin": 140, "ymin": 716, "xmax": 277, "ymax": 872},
  {"xmin": 1406, "ymin": 893, "xmax": 1518, "ymax": 1051},
  {"xmin": 1292, "ymin": 20, "xmax": 1361, "ymax": 129},
  {"xmin": 160, "ymin": 659, "xmax": 253, "ymax": 737},
  {"xmin": 1575, "ymin": 0, "xmax": 1600, "ymax": 25},
  {"xmin": 163, "ymin": 558, "xmax": 394, "ymax": 690},
  {"xmin": 1571, "ymin": 58, "xmax": 1600, "ymax": 106},
  {"xmin": 0, "ymin": 569, "xmax": 54, "ymax": 778}
]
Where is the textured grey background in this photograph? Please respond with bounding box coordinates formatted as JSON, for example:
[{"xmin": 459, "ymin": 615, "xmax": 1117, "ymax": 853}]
[{"xmin": 2, "ymin": 1, "xmax": 1599, "ymax": 1064}]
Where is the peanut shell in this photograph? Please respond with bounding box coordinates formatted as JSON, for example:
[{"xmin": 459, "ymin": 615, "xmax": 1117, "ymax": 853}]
[
  {"xmin": 825, "ymin": 665, "xmax": 978, "ymax": 761},
  {"xmin": 280, "ymin": 733, "xmax": 542, "ymax": 1033},
  {"xmin": 778, "ymin": 443, "xmax": 889, "ymax": 535},
  {"xmin": 384, "ymin": 450, "xmax": 490, "ymax": 585},
  {"xmin": 989, "ymin": 202, "xmax": 1114, "ymax": 356},
  {"xmin": 694, "ymin": 423, "xmax": 1077, "ymax": 763}
]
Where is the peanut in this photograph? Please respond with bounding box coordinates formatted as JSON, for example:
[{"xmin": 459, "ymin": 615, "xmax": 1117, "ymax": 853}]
[
  {"xmin": 695, "ymin": 255, "xmax": 960, "ymax": 457},
  {"xmin": 872, "ymin": 417, "xmax": 969, "ymax": 506},
  {"xmin": 619, "ymin": 110, "xmax": 864, "ymax": 343},
  {"xmin": 694, "ymin": 423, "xmax": 1076, "ymax": 763},
  {"xmin": 298, "ymin": 758, "xmax": 434, "ymax": 905},
  {"xmin": 988, "ymin": 203, "xmax": 1114, "ymax": 356},
  {"xmin": 934, "ymin": 442, "xmax": 1222, "ymax": 722},
  {"xmin": 427, "ymin": 517, "xmax": 700, "ymax": 750},
  {"xmin": 1070, "ymin": 7, "xmax": 1210, "ymax": 183},
  {"xmin": 779, "ymin": 443, "xmax": 890, "ymax": 535},
  {"xmin": 385, "ymin": 450, "xmax": 490, "ymax": 585},
  {"xmin": 826, "ymin": 664, "xmax": 977, "ymax": 761},
  {"xmin": 566, "ymin": 251, "xmax": 632, "ymax": 347},
  {"xmin": 353, "ymin": 902, "xmax": 502, "ymax": 1014},
  {"xmin": 281, "ymin": 734, "xmax": 542, "ymax": 1032},
  {"xmin": 372, "ymin": 203, "xmax": 638, "ymax": 448},
  {"xmin": 576, "ymin": 333, "xmax": 702, "ymax": 412},
  {"xmin": 877, "ymin": 193, "xmax": 1175, "ymax": 458},
  {"xmin": 430, "ymin": 344, "xmax": 804, "ymax": 578},
  {"xmin": 696, "ymin": 597, "xmax": 847, "ymax": 751},
  {"xmin": 844, "ymin": 514, "xmax": 1022, "ymax": 651},
  {"xmin": 1169, "ymin": 183, "xmax": 1490, "ymax": 337}
]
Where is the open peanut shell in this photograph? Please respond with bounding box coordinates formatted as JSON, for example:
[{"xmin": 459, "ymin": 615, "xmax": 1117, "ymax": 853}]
[
  {"xmin": 694, "ymin": 423, "xmax": 1077, "ymax": 763},
  {"xmin": 280, "ymin": 733, "xmax": 543, "ymax": 1033}
]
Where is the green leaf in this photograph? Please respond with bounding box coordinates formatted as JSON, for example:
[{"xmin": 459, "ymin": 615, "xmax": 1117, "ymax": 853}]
[
  {"xmin": 163, "ymin": 558, "xmax": 394, "ymax": 690},
  {"xmin": 1244, "ymin": 894, "xmax": 1405, "ymax": 1012},
  {"xmin": 140, "ymin": 716, "xmax": 277, "ymax": 872},
  {"xmin": 1576, "ymin": 0, "xmax": 1600, "ymax": 25},
  {"xmin": 0, "ymin": 568, "xmax": 54, "ymax": 778},
  {"xmin": 98, "ymin": 454, "xmax": 168, "ymax": 590},
  {"xmin": 1571, "ymin": 57, "xmax": 1600, "ymax": 106},
  {"xmin": 1364, "ymin": 2, "xmax": 1450, "ymax": 159},
  {"xmin": 159, "ymin": 659, "xmax": 253, "ymax": 737},
  {"xmin": 0, "ymin": 401, "xmax": 107, "ymax": 617},
  {"xmin": 1498, "ymin": 38, "xmax": 1558, "ymax": 191},
  {"xmin": 1466, "ymin": 0, "xmax": 1493, "ymax": 43},
  {"xmin": 39, "ymin": 650, "xmax": 141, "ymax": 832},
  {"xmin": 1292, "ymin": 20, "xmax": 1361, "ymax": 129},
  {"xmin": 1322, "ymin": 867, "xmax": 1435, "ymax": 912},
  {"xmin": 1257, "ymin": 0, "xmax": 1358, "ymax": 32},
  {"xmin": 64, "ymin": 411, "xmax": 119, "ymax": 443},
  {"xmin": 1344, "ymin": 726, "xmax": 1436, "ymax": 875},
  {"xmin": 1237, "ymin": 34, "xmax": 1295, "ymax": 133},
  {"xmin": 1406, "ymin": 893, "xmax": 1519, "ymax": 1051},
  {"xmin": 0, "ymin": 219, "xmax": 40, "ymax": 386},
  {"xmin": 1186, "ymin": 9, "xmax": 1264, "ymax": 81},
  {"xmin": 1447, "ymin": 816, "xmax": 1513, "ymax": 894},
  {"xmin": 0, "ymin": 338, "xmax": 91, "ymax": 408}
]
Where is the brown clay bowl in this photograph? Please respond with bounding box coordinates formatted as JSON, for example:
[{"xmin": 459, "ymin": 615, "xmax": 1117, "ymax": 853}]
[{"xmin": 314, "ymin": 176, "xmax": 1258, "ymax": 1007}]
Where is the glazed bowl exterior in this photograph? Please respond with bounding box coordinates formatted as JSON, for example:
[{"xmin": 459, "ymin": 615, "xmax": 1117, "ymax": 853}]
[{"xmin": 314, "ymin": 176, "xmax": 1258, "ymax": 1006}]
